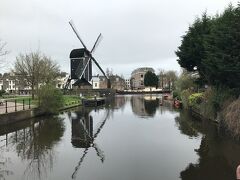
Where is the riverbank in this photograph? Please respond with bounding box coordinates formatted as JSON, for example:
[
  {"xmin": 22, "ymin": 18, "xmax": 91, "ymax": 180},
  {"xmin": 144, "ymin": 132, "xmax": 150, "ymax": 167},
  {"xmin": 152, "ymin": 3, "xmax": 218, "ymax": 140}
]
[{"xmin": 0, "ymin": 95, "xmax": 82, "ymax": 125}]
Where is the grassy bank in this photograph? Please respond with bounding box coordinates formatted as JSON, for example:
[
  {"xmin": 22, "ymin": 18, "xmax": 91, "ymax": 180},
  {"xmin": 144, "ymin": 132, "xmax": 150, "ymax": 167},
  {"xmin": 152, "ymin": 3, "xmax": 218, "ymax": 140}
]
[
  {"xmin": 63, "ymin": 95, "xmax": 82, "ymax": 108},
  {"xmin": 1, "ymin": 95, "xmax": 82, "ymax": 109}
]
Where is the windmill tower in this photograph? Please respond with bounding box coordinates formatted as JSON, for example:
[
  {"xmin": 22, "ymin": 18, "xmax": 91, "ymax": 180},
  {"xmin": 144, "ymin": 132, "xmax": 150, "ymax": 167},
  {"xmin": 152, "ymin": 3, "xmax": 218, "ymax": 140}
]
[{"xmin": 65, "ymin": 20, "xmax": 110, "ymax": 89}]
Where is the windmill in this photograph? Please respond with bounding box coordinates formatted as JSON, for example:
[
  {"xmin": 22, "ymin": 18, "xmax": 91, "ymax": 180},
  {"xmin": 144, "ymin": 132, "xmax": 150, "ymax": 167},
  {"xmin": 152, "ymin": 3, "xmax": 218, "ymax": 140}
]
[{"xmin": 64, "ymin": 20, "xmax": 110, "ymax": 89}]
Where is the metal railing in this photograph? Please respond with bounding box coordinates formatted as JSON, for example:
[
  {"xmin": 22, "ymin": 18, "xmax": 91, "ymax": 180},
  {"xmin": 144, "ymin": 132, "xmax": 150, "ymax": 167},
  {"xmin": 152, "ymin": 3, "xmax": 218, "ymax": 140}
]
[{"xmin": 0, "ymin": 98, "xmax": 32, "ymax": 114}]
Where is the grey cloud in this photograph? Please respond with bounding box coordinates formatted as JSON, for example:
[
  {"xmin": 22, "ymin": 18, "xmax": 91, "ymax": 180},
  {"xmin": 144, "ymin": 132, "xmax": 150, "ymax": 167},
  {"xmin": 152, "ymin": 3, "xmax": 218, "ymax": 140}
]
[{"xmin": 0, "ymin": 0, "xmax": 238, "ymax": 78}]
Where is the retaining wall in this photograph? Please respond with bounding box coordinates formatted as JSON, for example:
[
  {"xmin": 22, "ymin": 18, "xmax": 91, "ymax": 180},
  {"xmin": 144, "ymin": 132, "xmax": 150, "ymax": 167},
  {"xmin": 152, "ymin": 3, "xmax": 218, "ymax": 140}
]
[{"xmin": 0, "ymin": 108, "xmax": 43, "ymax": 125}]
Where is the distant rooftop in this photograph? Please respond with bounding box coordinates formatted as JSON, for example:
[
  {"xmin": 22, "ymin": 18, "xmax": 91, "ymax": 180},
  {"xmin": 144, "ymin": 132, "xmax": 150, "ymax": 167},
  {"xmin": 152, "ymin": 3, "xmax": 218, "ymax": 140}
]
[{"xmin": 131, "ymin": 67, "xmax": 154, "ymax": 75}]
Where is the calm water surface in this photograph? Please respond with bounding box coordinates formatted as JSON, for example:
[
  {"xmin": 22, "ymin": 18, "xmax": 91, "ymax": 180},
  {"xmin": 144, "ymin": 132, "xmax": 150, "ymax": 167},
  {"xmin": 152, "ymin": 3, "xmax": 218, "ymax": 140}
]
[{"xmin": 0, "ymin": 95, "xmax": 240, "ymax": 180}]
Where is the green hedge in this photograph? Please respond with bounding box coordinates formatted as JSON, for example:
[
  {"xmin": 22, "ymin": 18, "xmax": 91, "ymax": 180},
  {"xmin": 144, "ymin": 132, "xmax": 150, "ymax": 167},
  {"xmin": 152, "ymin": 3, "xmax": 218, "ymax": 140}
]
[{"xmin": 188, "ymin": 93, "xmax": 203, "ymax": 107}]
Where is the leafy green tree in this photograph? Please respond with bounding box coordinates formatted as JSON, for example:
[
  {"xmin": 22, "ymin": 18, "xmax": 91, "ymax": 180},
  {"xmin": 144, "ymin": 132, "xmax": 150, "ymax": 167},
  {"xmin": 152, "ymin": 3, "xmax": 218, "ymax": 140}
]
[
  {"xmin": 38, "ymin": 84, "xmax": 64, "ymax": 114},
  {"xmin": 176, "ymin": 4, "xmax": 240, "ymax": 92},
  {"xmin": 175, "ymin": 13, "xmax": 212, "ymax": 84},
  {"xmin": 203, "ymin": 4, "xmax": 240, "ymax": 89},
  {"xmin": 144, "ymin": 71, "xmax": 158, "ymax": 87}
]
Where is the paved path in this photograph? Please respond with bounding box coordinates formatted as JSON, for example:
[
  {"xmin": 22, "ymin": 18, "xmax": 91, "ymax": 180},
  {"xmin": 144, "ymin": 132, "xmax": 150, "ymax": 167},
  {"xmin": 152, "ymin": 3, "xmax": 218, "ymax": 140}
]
[{"xmin": 0, "ymin": 102, "xmax": 32, "ymax": 114}]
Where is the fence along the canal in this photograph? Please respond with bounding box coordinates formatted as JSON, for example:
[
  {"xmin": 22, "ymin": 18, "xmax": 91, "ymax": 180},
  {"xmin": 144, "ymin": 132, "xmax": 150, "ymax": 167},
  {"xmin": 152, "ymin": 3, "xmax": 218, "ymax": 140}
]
[{"xmin": 0, "ymin": 98, "xmax": 32, "ymax": 114}]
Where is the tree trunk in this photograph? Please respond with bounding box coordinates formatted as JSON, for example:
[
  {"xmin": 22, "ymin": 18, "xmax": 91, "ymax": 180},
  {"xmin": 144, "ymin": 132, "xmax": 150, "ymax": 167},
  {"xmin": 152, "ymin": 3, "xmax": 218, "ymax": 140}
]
[{"xmin": 32, "ymin": 85, "xmax": 35, "ymax": 100}]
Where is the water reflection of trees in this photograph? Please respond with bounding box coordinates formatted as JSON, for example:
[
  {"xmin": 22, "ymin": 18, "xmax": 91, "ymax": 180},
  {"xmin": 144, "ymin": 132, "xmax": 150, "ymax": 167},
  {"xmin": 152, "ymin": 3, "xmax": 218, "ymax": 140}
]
[
  {"xmin": 131, "ymin": 95, "xmax": 159, "ymax": 117},
  {"xmin": 0, "ymin": 116, "xmax": 65, "ymax": 180},
  {"xmin": 144, "ymin": 99, "xmax": 159, "ymax": 116},
  {"xmin": 175, "ymin": 111, "xmax": 201, "ymax": 137},
  {"xmin": 175, "ymin": 110, "xmax": 240, "ymax": 180}
]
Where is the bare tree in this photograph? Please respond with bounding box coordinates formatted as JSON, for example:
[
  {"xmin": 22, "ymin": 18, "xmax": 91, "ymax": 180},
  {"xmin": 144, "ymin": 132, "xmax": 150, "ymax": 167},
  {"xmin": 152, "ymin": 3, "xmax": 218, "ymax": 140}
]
[
  {"xmin": 40, "ymin": 55, "xmax": 60, "ymax": 85},
  {"xmin": 158, "ymin": 69, "xmax": 166, "ymax": 89},
  {"xmin": 14, "ymin": 51, "xmax": 60, "ymax": 99},
  {"xmin": 165, "ymin": 70, "xmax": 178, "ymax": 91},
  {"xmin": 0, "ymin": 39, "xmax": 9, "ymax": 68}
]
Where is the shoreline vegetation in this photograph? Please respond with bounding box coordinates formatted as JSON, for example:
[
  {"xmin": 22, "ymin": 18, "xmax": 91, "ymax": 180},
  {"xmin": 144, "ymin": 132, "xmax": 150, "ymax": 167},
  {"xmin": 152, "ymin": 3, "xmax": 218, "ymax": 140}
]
[{"xmin": 175, "ymin": 3, "xmax": 240, "ymax": 139}]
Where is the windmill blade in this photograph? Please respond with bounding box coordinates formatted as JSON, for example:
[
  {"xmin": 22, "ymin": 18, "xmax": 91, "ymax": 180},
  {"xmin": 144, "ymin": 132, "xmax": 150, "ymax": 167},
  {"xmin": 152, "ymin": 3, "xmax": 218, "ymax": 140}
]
[
  {"xmin": 75, "ymin": 58, "xmax": 91, "ymax": 80},
  {"xmin": 72, "ymin": 148, "xmax": 89, "ymax": 179},
  {"xmin": 93, "ymin": 110, "xmax": 110, "ymax": 139},
  {"xmin": 91, "ymin": 33, "xmax": 102, "ymax": 53},
  {"xmin": 79, "ymin": 118, "xmax": 93, "ymax": 141},
  {"xmin": 69, "ymin": 20, "xmax": 88, "ymax": 50},
  {"xmin": 92, "ymin": 143, "xmax": 105, "ymax": 162},
  {"xmin": 91, "ymin": 56, "xmax": 107, "ymax": 79}
]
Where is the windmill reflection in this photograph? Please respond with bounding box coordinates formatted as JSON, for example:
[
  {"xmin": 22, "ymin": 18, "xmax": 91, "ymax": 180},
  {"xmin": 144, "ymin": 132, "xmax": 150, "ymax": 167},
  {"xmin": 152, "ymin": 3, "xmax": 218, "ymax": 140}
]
[
  {"xmin": 71, "ymin": 107, "xmax": 109, "ymax": 179},
  {"xmin": 71, "ymin": 109, "xmax": 93, "ymax": 148}
]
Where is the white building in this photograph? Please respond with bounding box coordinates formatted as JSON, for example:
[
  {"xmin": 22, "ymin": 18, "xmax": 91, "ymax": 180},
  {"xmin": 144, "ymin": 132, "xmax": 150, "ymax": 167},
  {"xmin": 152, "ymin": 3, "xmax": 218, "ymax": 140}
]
[
  {"xmin": 91, "ymin": 76, "xmax": 100, "ymax": 89},
  {"xmin": 0, "ymin": 80, "xmax": 3, "ymax": 90},
  {"xmin": 56, "ymin": 74, "xmax": 72, "ymax": 89},
  {"xmin": 125, "ymin": 79, "xmax": 130, "ymax": 89}
]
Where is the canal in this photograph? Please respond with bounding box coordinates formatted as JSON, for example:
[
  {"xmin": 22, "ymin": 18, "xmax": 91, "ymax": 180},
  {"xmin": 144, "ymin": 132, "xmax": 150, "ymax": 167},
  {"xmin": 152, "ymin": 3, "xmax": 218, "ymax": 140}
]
[{"xmin": 0, "ymin": 95, "xmax": 240, "ymax": 180}]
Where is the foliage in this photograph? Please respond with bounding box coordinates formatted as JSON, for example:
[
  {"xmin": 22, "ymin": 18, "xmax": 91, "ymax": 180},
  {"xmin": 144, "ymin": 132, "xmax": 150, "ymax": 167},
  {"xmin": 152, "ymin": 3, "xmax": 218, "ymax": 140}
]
[
  {"xmin": 38, "ymin": 84, "xmax": 64, "ymax": 114},
  {"xmin": 144, "ymin": 71, "xmax": 158, "ymax": 87},
  {"xmin": 180, "ymin": 89, "xmax": 192, "ymax": 109},
  {"xmin": 0, "ymin": 90, "xmax": 6, "ymax": 97},
  {"xmin": 222, "ymin": 98, "xmax": 240, "ymax": 139},
  {"xmin": 202, "ymin": 4, "xmax": 240, "ymax": 89},
  {"xmin": 176, "ymin": 13, "xmax": 211, "ymax": 84},
  {"xmin": 198, "ymin": 87, "xmax": 235, "ymax": 120},
  {"xmin": 176, "ymin": 4, "xmax": 240, "ymax": 91},
  {"xmin": 14, "ymin": 51, "xmax": 60, "ymax": 99},
  {"xmin": 173, "ymin": 90, "xmax": 181, "ymax": 100},
  {"xmin": 63, "ymin": 95, "xmax": 81, "ymax": 106},
  {"xmin": 188, "ymin": 93, "xmax": 203, "ymax": 107},
  {"xmin": 173, "ymin": 70, "xmax": 197, "ymax": 102},
  {"xmin": 175, "ymin": 70, "xmax": 197, "ymax": 92}
]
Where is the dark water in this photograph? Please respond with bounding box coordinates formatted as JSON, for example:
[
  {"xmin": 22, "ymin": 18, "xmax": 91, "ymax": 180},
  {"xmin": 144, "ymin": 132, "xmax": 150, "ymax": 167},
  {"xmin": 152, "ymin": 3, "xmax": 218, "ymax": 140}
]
[{"xmin": 0, "ymin": 95, "xmax": 240, "ymax": 180}]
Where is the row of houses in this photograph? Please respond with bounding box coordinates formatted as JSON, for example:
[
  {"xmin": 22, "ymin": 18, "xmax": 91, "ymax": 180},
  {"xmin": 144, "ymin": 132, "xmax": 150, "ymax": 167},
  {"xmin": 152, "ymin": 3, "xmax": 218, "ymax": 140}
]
[
  {"xmin": 0, "ymin": 67, "xmax": 170, "ymax": 94},
  {"xmin": 0, "ymin": 73, "xmax": 31, "ymax": 94}
]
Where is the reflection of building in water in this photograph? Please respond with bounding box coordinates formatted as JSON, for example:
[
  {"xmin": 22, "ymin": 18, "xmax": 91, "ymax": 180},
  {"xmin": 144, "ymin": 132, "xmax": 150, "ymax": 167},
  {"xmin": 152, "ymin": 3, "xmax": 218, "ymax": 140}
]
[
  {"xmin": 131, "ymin": 96, "xmax": 146, "ymax": 117},
  {"xmin": 71, "ymin": 109, "xmax": 93, "ymax": 148},
  {"xmin": 114, "ymin": 96, "xmax": 126, "ymax": 109},
  {"xmin": 131, "ymin": 95, "xmax": 159, "ymax": 117},
  {"xmin": 105, "ymin": 95, "xmax": 126, "ymax": 110}
]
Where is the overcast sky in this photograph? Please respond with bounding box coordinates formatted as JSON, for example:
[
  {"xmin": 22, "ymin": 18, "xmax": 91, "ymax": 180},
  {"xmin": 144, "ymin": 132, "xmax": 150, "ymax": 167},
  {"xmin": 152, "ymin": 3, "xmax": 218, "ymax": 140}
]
[{"xmin": 0, "ymin": 0, "xmax": 239, "ymax": 78}]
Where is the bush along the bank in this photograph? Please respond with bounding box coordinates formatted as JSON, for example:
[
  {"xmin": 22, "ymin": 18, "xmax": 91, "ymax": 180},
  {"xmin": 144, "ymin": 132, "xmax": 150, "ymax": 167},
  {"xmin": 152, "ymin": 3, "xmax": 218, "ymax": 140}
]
[
  {"xmin": 175, "ymin": 3, "xmax": 240, "ymax": 138},
  {"xmin": 222, "ymin": 98, "xmax": 240, "ymax": 139},
  {"xmin": 188, "ymin": 93, "xmax": 203, "ymax": 107},
  {"xmin": 180, "ymin": 89, "xmax": 192, "ymax": 109},
  {"xmin": 0, "ymin": 90, "xmax": 6, "ymax": 97},
  {"xmin": 38, "ymin": 84, "xmax": 64, "ymax": 114}
]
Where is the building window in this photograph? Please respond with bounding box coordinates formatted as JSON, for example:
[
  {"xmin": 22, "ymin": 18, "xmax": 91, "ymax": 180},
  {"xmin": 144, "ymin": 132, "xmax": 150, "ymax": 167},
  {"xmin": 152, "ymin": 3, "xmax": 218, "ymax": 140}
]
[
  {"xmin": 141, "ymin": 74, "xmax": 143, "ymax": 78},
  {"xmin": 95, "ymin": 83, "xmax": 98, "ymax": 87}
]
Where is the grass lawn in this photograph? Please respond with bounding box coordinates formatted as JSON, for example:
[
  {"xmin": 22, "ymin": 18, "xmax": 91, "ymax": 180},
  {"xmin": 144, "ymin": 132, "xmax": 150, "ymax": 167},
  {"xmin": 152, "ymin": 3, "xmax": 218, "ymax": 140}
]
[
  {"xmin": 63, "ymin": 95, "xmax": 81, "ymax": 106},
  {"xmin": 1, "ymin": 95, "xmax": 81, "ymax": 107},
  {"xmin": 1, "ymin": 96, "xmax": 33, "ymax": 104}
]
